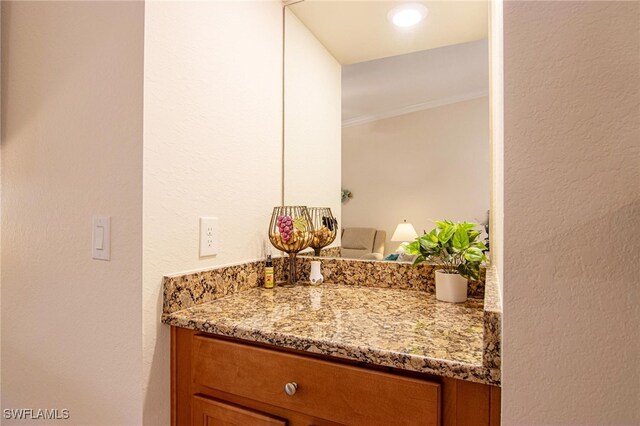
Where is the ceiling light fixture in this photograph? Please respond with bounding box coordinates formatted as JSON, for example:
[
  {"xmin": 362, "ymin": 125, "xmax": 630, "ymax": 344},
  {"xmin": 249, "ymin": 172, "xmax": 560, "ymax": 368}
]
[{"xmin": 388, "ymin": 3, "xmax": 428, "ymax": 28}]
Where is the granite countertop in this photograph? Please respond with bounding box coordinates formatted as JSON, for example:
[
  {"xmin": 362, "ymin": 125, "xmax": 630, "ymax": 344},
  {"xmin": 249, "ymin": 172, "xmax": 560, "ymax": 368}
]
[{"xmin": 162, "ymin": 283, "xmax": 500, "ymax": 385}]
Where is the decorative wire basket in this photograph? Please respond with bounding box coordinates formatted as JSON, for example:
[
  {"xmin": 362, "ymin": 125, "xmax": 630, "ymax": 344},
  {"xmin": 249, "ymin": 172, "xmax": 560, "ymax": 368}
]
[
  {"xmin": 308, "ymin": 207, "xmax": 338, "ymax": 256},
  {"xmin": 268, "ymin": 206, "xmax": 314, "ymax": 286}
]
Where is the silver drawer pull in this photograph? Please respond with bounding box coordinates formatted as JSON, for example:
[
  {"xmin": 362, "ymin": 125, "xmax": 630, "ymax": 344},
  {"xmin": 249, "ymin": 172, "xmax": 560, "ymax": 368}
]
[{"xmin": 284, "ymin": 382, "xmax": 298, "ymax": 396}]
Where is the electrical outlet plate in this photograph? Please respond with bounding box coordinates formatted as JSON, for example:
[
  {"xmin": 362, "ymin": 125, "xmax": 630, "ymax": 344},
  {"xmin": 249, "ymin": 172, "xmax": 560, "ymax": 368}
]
[{"xmin": 200, "ymin": 217, "xmax": 219, "ymax": 257}]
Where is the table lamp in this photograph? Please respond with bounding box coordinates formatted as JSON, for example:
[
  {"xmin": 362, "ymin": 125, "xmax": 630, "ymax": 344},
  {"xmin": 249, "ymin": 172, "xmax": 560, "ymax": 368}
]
[{"xmin": 391, "ymin": 220, "xmax": 419, "ymax": 262}]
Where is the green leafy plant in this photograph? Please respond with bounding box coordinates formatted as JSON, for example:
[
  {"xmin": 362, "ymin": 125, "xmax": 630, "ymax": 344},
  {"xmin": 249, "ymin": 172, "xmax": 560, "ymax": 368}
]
[{"xmin": 405, "ymin": 220, "xmax": 488, "ymax": 281}]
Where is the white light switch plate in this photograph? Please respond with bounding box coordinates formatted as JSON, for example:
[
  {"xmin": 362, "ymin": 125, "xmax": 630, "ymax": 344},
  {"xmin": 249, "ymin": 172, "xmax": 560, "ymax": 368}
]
[
  {"xmin": 200, "ymin": 217, "xmax": 219, "ymax": 257},
  {"xmin": 92, "ymin": 216, "xmax": 111, "ymax": 261}
]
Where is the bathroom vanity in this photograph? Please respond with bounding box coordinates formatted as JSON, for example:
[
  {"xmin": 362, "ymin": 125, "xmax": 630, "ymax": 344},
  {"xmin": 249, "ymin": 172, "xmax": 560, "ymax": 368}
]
[
  {"xmin": 164, "ymin": 277, "xmax": 501, "ymax": 426},
  {"xmin": 161, "ymin": 0, "xmax": 501, "ymax": 422}
]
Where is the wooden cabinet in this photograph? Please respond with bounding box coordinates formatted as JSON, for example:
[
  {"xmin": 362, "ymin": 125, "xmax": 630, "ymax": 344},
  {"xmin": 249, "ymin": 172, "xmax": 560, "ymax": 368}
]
[
  {"xmin": 172, "ymin": 327, "xmax": 500, "ymax": 426},
  {"xmin": 191, "ymin": 395, "xmax": 286, "ymax": 426},
  {"xmin": 192, "ymin": 335, "xmax": 440, "ymax": 425}
]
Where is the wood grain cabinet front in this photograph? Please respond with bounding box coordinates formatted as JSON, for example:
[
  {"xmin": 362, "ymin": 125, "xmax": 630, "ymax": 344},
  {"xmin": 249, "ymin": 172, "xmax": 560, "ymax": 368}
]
[
  {"xmin": 172, "ymin": 327, "xmax": 500, "ymax": 426},
  {"xmin": 191, "ymin": 395, "xmax": 287, "ymax": 426},
  {"xmin": 192, "ymin": 335, "xmax": 440, "ymax": 425}
]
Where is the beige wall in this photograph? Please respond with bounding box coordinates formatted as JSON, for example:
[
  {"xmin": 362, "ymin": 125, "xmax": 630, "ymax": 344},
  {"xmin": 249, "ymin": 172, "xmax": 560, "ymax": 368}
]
[
  {"xmin": 0, "ymin": 7, "xmax": 3, "ymax": 412},
  {"xmin": 342, "ymin": 97, "xmax": 490, "ymax": 255},
  {"xmin": 489, "ymin": 0, "xmax": 503, "ymax": 284},
  {"xmin": 284, "ymin": 8, "xmax": 342, "ymax": 244},
  {"xmin": 143, "ymin": 2, "xmax": 283, "ymax": 424},
  {"xmin": 1, "ymin": 2, "xmax": 144, "ymax": 424},
  {"xmin": 503, "ymin": 1, "xmax": 640, "ymax": 424}
]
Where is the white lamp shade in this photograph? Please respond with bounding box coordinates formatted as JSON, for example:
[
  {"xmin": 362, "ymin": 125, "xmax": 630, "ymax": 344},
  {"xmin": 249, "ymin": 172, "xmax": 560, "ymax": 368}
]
[{"xmin": 391, "ymin": 222, "xmax": 418, "ymax": 242}]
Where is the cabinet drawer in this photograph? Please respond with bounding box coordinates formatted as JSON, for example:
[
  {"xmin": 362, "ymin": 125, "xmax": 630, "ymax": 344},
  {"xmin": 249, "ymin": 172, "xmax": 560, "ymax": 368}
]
[{"xmin": 192, "ymin": 335, "xmax": 440, "ymax": 426}]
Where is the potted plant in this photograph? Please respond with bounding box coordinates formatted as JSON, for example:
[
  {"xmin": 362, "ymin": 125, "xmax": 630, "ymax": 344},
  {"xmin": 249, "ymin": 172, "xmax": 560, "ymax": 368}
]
[{"xmin": 406, "ymin": 220, "xmax": 487, "ymax": 303}]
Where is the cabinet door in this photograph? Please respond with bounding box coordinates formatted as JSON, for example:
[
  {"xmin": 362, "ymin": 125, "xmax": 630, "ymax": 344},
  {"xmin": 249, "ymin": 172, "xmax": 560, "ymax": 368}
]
[{"xmin": 191, "ymin": 395, "xmax": 287, "ymax": 426}]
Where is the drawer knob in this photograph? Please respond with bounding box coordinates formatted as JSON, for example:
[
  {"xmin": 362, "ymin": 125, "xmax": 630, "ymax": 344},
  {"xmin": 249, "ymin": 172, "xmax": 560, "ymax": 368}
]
[{"xmin": 284, "ymin": 382, "xmax": 298, "ymax": 396}]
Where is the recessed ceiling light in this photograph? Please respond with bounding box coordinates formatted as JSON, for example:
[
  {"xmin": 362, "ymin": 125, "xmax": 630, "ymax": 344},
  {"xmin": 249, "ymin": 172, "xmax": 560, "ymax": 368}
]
[{"xmin": 388, "ymin": 3, "xmax": 428, "ymax": 28}]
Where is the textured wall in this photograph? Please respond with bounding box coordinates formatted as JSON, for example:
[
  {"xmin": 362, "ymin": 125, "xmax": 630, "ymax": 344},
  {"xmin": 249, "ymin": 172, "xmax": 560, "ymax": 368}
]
[
  {"xmin": 342, "ymin": 98, "xmax": 490, "ymax": 255},
  {"xmin": 0, "ymin": 7, "xmax": 3, "ymax": 413},
  {"xmin": 143, "ymin": 2, "xmax": 282, "ymax": 424},
  {"xmin": 503, "ymin": 1, "xmax": 640, "ymax": 424},
  {"xmin": 1, "ymin": 2, "xmax": 144, "ymax": 424},
  {"xmin": 489, "ymin": 0, "xmax": 503, "ymax": 284},
  {"xmin": 284, "ymin": 7, "xmax": 342, "ymax": 245}
]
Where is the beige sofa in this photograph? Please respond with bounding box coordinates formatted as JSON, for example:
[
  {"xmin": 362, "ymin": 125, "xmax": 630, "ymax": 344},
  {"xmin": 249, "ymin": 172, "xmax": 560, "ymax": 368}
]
[{"xmin": 340, "ymin": 227, "xmax": 386, "ymax": 260}]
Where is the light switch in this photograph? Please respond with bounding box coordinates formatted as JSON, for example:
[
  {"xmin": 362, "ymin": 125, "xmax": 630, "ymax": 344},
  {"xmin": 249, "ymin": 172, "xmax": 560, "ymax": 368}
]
[
  {"xmin": 94, "ymin": 226, "xmax": 105, "ymax": 250},
  {"xmin": 92, "ymin": 216, "xmax": 111, "ymax": 261},
  {"xmin": 200, "ymin": 217, "xmax": 219, "ymax": 257}
]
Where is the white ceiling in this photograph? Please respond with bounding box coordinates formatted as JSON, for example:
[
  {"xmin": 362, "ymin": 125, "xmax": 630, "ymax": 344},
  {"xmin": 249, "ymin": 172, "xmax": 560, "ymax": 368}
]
[
  {"xmin": 342, "ymin": 39, "xmax": 489, "ymax": 126},
  {"xmin": 289, "ymin": 0, "xmax": 488, "ymax": 65}
]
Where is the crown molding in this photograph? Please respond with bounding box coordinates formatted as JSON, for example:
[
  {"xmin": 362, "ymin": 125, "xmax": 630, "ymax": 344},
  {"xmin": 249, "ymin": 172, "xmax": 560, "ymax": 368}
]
[
  {"xmin": 342, "ymin": 90, "xmax": 489, "ymax": 128},
  {"xmin": 282, "ymin": 0, "xmax": 304, "ymax": 7}
]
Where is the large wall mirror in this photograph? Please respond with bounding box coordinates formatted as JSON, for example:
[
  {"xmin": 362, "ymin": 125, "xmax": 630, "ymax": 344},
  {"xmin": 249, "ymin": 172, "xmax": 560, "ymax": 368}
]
[{"xmin": 284, "ymin": 0, "xmax": 490, "ymax": 260}]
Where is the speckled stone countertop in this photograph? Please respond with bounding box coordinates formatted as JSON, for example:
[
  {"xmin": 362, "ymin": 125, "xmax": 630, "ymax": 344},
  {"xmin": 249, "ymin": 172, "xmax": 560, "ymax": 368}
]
[{"xmin": 162, "ymin": 283, "xmax": 500, "ymax": 385}]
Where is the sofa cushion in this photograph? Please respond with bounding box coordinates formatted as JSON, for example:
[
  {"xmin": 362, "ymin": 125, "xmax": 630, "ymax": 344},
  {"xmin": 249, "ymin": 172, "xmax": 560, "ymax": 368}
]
[{"xmin": 341, "ymin": 228, "xmax": 377, "ymax": 251}]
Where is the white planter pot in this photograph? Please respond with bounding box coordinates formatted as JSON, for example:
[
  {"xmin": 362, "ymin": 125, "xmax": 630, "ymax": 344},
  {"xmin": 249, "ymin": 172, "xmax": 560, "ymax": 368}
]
[{"xmin": 435, "ymin": 270, "xmax": 468, "ymax": 303}]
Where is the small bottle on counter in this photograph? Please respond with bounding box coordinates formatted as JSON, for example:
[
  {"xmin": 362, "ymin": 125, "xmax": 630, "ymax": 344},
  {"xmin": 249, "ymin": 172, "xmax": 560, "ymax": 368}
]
[{"xmin": 264, "ymin": 254, "xmax": 275, "ymax": 289}]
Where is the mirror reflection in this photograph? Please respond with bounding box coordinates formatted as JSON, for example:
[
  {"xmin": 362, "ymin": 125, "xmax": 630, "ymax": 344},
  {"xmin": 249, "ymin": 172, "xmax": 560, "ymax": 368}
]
[{"xmin": 284, "ymin": 1, "xmax": 490, "ymax": 261}]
